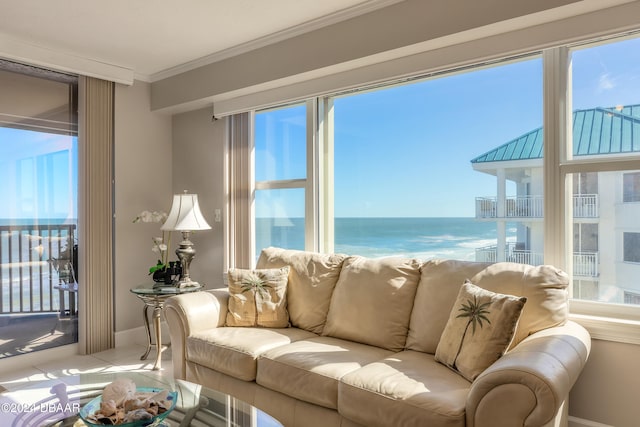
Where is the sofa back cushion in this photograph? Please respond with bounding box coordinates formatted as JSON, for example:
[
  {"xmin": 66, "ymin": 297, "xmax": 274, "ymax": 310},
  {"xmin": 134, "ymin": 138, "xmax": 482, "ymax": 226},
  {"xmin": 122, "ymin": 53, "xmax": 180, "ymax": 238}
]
[
  {"xmin": 468, "ymin": 262, "xmax": 569, "ymax": 347},
  {"xmin": 406, "ymin": 259, "xmax": 491, "ymax": 353},
  {"xmin": 256, "ymin": 247, "xmax": 346, "ymax": 334},
  {"xmin": 322, "ymin": 256, "xmax": 422, "ymax": 352},
  {"xmin": 407, "ymin": 260, "xmax": 569, "ymax": 353}
]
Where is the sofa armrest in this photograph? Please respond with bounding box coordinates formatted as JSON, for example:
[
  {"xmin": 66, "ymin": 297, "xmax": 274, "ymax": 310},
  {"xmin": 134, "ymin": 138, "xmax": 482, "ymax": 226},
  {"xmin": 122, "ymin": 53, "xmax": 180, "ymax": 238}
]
[
  {"xmin": 466, "ymin": 320, "xmax": 591, "ymax": 427},
  {"xmin": 164, "ymin": 288, "xmax": 229, "ymax": 379}
]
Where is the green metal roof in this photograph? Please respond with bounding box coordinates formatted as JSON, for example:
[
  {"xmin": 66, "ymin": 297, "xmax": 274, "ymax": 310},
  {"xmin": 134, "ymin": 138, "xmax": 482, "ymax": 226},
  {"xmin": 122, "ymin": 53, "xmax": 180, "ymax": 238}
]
[{"xmin": 471, "ymin": 105, "xmax": 640, "ymax": 164}]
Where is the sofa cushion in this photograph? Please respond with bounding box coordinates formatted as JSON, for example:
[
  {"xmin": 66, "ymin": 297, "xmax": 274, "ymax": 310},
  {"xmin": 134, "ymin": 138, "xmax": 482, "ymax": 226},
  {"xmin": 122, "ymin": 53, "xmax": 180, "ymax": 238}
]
[
  {"xmin": 257, "ymin": 336, "xmax": 393, "ymax": 409},
  {"xmin": 322, "ymin": 256, "xmax": 421, "ymax": 352},
  {"xmin": 186, "ymin": 327, "xmax": 316, "ymax": 381},
  {"xmin": 226, "ymin": 267, "xmax": 290, "ymax": 328},
  {"xmin": 406, "ymin": 259, "xmax": 491, "ymax": 353},
  {"xmin": 435, "ymin": 281, "xmax": 527, "ymax": 381},
  {"xmin": 339, "ymin": 350, "xmax": 471, "ymax": 427},
  {"xmin": 469, "ymin": 262, "xmax": 569, "ymax": 347},
  {"xmin": 256, "ymin": 247, "xmax": 347, "ymax": 334}
]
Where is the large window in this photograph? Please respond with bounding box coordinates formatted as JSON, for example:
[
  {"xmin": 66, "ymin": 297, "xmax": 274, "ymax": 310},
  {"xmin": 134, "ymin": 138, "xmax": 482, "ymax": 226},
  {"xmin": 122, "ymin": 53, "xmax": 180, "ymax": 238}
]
[
  {"xmin": 254, "ymin": 103, "xmax": 308, "ymax": 260},
  {"xmin": 330, "ymin": 59, "xmax": 542, "ymax": 260},
  {"xmin": 568, "ymin": 35, "xmax": 640, "ymax": 306},
  {"xmin": 0, "ymin": 63, "xmax": 78, "ymax": 358},
  {"xmin": 251, "ymin": 32, "xmax": 640, "ymax": 320},
  {"xmin": 254, "ymin": 59, "xmax": 544, "ymax": 262}
]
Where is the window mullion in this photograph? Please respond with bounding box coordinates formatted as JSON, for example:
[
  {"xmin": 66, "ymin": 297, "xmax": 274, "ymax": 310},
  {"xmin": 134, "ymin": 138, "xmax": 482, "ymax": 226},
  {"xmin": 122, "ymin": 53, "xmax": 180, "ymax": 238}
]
[
  {"xmin": 305, "ymin": 99, "xmax": 317, "ymax": 252},
  {"xmin": 317, "ymin": 97, "xmax": 335, "ymax": 254},
  {"xmin": 542, "ymin": 47, "xmax": 571, "ymax": 270}
]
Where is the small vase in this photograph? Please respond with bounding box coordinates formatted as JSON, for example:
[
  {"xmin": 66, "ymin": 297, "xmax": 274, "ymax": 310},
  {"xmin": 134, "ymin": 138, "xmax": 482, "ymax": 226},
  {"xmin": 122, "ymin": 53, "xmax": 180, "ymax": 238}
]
[{"xmin": 152, "ymin": 269, "xmax": 167, "ymax": 283}]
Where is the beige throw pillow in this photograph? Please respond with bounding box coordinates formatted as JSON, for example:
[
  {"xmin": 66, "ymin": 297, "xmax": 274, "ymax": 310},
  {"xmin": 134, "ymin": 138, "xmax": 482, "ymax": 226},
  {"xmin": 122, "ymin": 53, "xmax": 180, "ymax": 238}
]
[
  {"xmin": 435, "ymin": 281, "xmax": 526, "ymax": 382},
  {"xmin": 226, "ymin": 267, "xmax": 290, "ymax": 328}
]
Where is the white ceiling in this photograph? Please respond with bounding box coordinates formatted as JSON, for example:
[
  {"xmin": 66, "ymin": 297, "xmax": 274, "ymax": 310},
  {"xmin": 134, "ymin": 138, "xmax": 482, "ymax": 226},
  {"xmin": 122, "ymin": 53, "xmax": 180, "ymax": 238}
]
[{"xmin": 0, "ymin": 0, "xmax": 397, "ymax": 82}]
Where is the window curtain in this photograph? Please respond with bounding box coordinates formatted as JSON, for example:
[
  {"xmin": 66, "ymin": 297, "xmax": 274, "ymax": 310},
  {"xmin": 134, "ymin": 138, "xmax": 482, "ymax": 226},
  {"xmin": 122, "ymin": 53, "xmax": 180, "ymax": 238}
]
[
  {"xmin": 77, "ymin": 76, "xmax": 114, "ymax": 354},
  {"xmin": 227, "ymin": 112, "xmax": 254, "ymax": 269}
]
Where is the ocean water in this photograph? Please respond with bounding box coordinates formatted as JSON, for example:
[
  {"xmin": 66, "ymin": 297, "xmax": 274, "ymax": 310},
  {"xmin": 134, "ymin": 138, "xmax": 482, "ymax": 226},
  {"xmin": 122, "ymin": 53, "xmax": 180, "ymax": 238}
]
[{"xmin": 256, "ymin": 217, "xmax": 512, "ymax": 261}]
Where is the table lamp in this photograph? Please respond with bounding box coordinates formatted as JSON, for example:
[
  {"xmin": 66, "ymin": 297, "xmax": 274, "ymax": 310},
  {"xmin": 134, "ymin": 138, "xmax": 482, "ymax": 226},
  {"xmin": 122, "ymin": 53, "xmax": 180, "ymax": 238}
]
[{"xmin": 161, "ymin": 191, "xmax": 211, "ymax": 287}]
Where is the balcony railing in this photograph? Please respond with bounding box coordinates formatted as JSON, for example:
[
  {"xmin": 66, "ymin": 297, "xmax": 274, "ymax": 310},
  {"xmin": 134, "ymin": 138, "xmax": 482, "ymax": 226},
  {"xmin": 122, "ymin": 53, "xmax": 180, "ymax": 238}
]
[
  {"xmin": 1, "ymin": 224, "xmax": 76, "ymax": 315},
  {"xmin": 573, "ymin": 194, "xmax": 599, "ymax": 218},
  {"xmin": 475, "ymin": 244, "xmax": 599, "ymax": 277},
  {"xmin": 476, "ymin": 194, "xmax": 598, "ymax": 219}
]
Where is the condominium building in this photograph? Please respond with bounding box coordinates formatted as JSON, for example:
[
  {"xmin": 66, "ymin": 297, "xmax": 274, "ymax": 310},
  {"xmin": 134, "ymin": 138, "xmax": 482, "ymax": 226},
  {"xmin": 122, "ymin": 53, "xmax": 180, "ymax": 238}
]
[{"xmin": 471, "ymin": 104, "xmax": 640, "ymax": 304}]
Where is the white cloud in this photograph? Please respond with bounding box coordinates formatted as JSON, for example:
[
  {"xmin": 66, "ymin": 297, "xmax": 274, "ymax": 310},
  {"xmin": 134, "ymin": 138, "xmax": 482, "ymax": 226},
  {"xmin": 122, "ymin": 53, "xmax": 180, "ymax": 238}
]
[{"xmin": 598, "ymin": 73, "xmax": 615, "ymax": 91}]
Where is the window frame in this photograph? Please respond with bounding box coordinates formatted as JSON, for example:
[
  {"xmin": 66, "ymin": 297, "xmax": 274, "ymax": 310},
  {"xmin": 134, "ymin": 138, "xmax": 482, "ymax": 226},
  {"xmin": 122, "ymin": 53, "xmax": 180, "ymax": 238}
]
[
  {"xmin": 557, "ymin": 39, "xmax": 640, "ymax": 342},
  {"xmin": 623, "ymin": 172, "xmax": 640, "ymax": 203},
  {"xmin": 253, "ymin": 100, "xmax": 318, "ymax": 255},
  {"xmin": 623, "ymin": 232, "xmax": 640, "ymax": 263}
]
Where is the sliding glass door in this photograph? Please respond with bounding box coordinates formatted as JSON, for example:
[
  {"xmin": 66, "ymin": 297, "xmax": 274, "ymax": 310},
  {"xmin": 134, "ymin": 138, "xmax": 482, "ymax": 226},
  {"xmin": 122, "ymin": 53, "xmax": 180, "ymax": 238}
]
[{"xmin": 0, "ymin": 62, "xmax": 79, "ymax": 358}]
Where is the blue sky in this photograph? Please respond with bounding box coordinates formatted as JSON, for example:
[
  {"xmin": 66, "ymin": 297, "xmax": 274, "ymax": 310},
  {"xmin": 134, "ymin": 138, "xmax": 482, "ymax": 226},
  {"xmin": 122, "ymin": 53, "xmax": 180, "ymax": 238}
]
[
  {"xmin": 0, "ymin": 128, "xmax": 77, "ymax": 220},
  {"xmin": 257, "ymin": 36, "xmax": 640, "ymax": 218}
]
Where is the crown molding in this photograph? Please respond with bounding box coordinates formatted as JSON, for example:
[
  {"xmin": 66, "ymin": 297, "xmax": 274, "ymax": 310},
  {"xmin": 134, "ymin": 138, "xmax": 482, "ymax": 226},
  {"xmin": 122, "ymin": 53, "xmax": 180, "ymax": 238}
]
[
  {"xmin": 0, "ymin": 33, "xmax": 134, "ymax": 85},
  {"xmin": 148, "ymin": 0, "xmax": 404, "ymax": 83}
]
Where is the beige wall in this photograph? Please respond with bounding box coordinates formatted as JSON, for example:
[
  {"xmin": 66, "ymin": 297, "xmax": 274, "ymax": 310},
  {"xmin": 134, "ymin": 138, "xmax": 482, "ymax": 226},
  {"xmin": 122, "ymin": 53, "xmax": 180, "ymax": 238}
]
[
  {"xmin": 113, "ymin": 80, "xmax": 172, "ymax": 333},
  {"xmin": 570, "ymin": 339, "xmax": 640, "ymax": 427},
  {"xmin": 171, "ymin": 108, "xmax": 226, "ymax": 289},
  {"xmin": 151, "ymin": 0, "xmax": 583, "ymax": 113}
]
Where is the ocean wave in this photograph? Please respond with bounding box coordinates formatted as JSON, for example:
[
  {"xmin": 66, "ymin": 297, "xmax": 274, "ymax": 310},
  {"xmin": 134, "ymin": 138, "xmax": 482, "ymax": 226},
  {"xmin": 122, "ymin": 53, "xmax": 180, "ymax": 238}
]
[
  {"xmin": 457, "ymin": 238, "xmax": 498, "ymax": 249},
  {"xmin": 415, "ymin": 234, "xmax": 472, "ymax": 243}
]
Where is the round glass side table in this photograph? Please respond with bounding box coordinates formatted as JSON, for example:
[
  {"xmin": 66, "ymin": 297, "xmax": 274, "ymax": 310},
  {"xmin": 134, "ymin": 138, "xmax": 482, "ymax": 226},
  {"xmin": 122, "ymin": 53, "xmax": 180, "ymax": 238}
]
[{"xmin": 130, "ymin": 282, "xmax": 203, "ymax": 370}]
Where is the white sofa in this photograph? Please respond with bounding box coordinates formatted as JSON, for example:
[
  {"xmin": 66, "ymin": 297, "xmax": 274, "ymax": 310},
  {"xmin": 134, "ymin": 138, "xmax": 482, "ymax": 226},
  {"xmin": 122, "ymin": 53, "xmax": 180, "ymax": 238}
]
[{"xmin": 165, "ymin": 247, "xmax": 591, "ymax": 427}]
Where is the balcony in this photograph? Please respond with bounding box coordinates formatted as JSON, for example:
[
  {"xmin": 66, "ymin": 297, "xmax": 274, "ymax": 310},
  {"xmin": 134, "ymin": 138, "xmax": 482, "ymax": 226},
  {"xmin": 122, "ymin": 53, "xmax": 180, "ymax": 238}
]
[
  {"xmin": 475, "ymin": 243, "xmax": 599, "ymax": 277},
  {"xmin": 1, "ymin": 223, "xmax": 76, "ymax": 316},
  {"xmin": 475, "ymin": 194, "xmax": 598, "ymax": 219}
]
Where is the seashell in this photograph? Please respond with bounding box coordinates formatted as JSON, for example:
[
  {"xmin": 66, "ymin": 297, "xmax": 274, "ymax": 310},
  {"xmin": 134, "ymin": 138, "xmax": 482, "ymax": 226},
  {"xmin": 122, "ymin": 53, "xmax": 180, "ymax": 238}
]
[
  {"xmin": 89, "ymin": 413, "xmax": 118, "ymax": 425},
  {"xmin": 99, "ymin": 399, "xmax": 118, "ymax": 416},
  {"xmin": 87, "ymin": 380, "xmax": 173, "ymax": 425},
  {"xmin": 101, "ymin": 378, "xmax": 136, "ymax": 407},
  {"xmin": 122, "ymin": 408, "xmax": 153, "ymax": 423},
  {"xmin": 123, "ymin": 397, "xmax": 147, "ymax": 412},
  {"xmin": 146, "ymin": 404, "xmax": 159, "ymax": 416}
]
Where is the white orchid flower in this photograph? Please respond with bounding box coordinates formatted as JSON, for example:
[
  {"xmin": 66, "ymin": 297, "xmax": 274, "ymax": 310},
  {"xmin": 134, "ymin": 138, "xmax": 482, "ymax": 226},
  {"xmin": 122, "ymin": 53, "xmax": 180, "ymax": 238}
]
[{"xmin": 134, "ymin": 209, "xmax": 172, "ymax": 270}]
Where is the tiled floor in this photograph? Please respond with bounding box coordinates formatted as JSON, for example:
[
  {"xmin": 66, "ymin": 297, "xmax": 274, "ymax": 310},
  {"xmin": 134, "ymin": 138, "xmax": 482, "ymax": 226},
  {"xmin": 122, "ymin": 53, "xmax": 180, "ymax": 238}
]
[
  {"xmin": 0, "ymin": 344, "xmax": 175, "ymax": 426},
  {"xmin": 0, "ymin": 344, "xmax": 173, "ymax": 394}
]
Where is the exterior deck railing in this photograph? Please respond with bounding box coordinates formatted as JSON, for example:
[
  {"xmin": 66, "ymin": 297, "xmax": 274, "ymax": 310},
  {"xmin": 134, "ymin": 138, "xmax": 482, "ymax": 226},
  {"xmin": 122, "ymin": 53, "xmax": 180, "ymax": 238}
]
[
  {"xmin": 475, "ymin": 244, "xmax": 599, "ymax": 277},
  {"xmin": 475, "ymin": 194, "xmax": 598, "ymax": 218},
  {"xmin": 0, "ymin": 224, "xmax": 76, "ymax": 315}
]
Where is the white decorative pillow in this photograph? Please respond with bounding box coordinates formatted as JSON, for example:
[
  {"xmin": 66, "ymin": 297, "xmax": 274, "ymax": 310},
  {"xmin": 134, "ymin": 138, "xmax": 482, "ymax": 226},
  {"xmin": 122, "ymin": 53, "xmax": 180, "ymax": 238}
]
[
  {"xmin": 435, "ymin": 281, "xmax": 526, "ymax": 381},
  {"xmin": 225, "ymin": 267, "xmax": 290, "ymax": 328}
]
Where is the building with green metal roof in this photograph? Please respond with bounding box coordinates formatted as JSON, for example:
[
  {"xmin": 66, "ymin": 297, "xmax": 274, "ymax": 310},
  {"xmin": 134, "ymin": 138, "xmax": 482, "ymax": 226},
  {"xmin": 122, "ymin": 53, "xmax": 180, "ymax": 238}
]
[
  {"xmin": 470, "ymin": 104, "xmax": 640, "ymax": 304},
  {"xmin": 472, "ymin": 104, "xmax": 640, "ymax": 165}
]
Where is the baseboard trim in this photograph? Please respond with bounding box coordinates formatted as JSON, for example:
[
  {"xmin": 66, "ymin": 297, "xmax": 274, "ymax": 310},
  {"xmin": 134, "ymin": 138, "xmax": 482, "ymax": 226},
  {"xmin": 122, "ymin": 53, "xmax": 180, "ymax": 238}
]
[
  {"xmin": 568, "ymin": 416, "xmax": 614, "ymax": 427},
  {"xmin": 0, "ymin": 343, "xmax": 78, "ymax": 372},
  {"xmin": 114, "ymin": 321, "xmax": 170, "ymax": 347}
]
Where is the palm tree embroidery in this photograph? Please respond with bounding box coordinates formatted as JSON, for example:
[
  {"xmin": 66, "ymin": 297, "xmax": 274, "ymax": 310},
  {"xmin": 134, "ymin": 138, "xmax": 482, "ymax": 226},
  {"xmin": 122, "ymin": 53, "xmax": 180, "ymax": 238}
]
[
  {"xmin": 452, "ymin": 296, "xmax": 491, "ymax": 369},
  {"xmin": 240, "ymin": 273, "xmax": 273, "ymax": 324}
]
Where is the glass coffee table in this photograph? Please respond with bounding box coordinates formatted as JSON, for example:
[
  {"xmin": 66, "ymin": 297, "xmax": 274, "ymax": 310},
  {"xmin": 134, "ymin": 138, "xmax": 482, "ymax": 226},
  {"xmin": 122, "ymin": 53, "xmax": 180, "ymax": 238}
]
[{"xmin": 1, "ymin": 371, "xmax": 282, "ymax": 427}]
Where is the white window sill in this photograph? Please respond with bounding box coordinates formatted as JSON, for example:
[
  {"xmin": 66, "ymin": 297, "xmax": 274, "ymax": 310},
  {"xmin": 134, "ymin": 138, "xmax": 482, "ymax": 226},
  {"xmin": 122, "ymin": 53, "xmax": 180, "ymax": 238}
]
[{"xmin": 569, "ymin": 313, "xmax": 640, "ymax": 345}]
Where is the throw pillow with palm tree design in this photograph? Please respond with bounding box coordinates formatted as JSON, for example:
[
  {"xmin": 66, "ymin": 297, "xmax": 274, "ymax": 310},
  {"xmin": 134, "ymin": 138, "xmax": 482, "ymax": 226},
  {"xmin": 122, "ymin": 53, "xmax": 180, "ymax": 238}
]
[
  {"xmin": 226, "ymin": 266, "xmax": 290, "ymax": 327},
  {"xmin": 435, "ymin": 281, "xmax": 526, "ymax": 381}
]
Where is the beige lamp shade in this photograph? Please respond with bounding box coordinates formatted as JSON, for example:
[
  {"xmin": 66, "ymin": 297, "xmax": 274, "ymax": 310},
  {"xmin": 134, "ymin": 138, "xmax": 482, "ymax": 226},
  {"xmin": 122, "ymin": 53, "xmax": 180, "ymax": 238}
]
[{"xmin": 161, "ymin": 193, "xmax": 211, "ymax": 231}]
